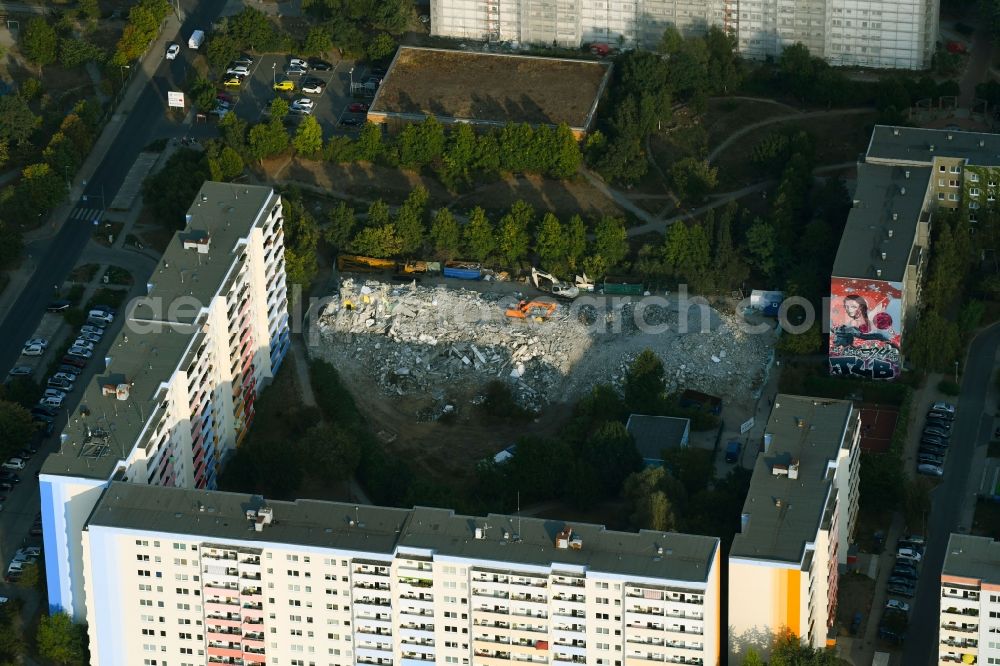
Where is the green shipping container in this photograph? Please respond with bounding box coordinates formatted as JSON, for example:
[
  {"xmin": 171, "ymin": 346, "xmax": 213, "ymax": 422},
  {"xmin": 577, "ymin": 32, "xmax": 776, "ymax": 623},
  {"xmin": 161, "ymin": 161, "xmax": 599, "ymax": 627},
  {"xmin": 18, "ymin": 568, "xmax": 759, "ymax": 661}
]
[{"xmin": 600, "ymin": 280, "xmax": 644, "ymax": 295}]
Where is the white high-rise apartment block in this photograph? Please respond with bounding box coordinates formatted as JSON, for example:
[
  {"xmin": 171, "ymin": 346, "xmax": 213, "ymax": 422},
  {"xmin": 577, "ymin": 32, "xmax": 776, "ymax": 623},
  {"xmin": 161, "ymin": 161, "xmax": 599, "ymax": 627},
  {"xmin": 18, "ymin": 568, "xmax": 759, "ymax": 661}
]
[
  {"xmin": 429, "ymin": 0, "xmax": 937, "ymax": 69},
  {"xmin": 81, "ymin": 482, "xmax": 722, "ymax": 666},
  {"xmin": 40, "ymin": 182, "xmax": 291, "ymax": 619},
  {"xmin": 728, "ymin": 395, "xmax": 860, "ymax": 660},
  {"xmin": 938, "ymin": 534, "xmax": 1000, "ymax": 666}
]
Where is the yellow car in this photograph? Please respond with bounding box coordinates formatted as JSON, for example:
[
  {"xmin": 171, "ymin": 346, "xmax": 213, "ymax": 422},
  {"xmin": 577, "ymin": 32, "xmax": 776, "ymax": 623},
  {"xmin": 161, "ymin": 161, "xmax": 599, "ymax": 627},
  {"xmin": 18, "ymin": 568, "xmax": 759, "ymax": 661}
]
[
  {"xmin": 273, "ymin": 79, "xmax": 294, "ymax": 91},
  {"xmin": 223, "ymin": 76, "xmax": 243, "ymax": 87}
]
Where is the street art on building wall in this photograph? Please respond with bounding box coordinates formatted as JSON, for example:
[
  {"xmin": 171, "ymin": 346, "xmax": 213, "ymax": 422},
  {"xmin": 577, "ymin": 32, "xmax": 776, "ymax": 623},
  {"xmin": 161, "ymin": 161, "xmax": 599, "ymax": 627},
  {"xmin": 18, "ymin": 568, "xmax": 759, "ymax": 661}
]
[{"xmin": 829, "ymin": 277, "xmax": 903, "ymax": 380}]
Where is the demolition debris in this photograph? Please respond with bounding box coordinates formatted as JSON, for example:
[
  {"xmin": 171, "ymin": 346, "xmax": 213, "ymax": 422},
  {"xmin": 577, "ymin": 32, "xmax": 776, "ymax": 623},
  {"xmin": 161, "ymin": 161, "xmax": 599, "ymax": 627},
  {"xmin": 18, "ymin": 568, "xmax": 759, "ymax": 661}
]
[{"xmin": 311, "ymin": 279, "xmax": 777, "ymax": 408}]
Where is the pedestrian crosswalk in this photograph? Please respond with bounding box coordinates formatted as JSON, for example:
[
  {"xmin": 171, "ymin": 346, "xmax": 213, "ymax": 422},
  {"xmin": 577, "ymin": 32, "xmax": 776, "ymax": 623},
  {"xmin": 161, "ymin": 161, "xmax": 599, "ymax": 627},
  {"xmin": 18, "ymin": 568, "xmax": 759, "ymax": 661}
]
[{"xmin": 69, "ymin": 206, "xmax": 102, "ymax": 222}]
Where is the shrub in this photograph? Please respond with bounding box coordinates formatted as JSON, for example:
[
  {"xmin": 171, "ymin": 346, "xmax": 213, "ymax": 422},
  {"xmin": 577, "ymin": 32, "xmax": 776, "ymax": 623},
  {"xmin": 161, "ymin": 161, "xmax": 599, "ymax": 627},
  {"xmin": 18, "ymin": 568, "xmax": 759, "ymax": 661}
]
[{"xmin": 937, "ymin": 379, "xmax": 960, "ymax": 396}]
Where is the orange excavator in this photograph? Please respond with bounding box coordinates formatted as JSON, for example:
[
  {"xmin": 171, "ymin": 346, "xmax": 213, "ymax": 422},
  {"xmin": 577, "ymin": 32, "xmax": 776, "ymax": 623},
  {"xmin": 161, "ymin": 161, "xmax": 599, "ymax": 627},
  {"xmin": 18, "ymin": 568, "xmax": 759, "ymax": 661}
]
[{"xmin": 505, "ymin": 300, "xmax": 557, "ymax": 322}]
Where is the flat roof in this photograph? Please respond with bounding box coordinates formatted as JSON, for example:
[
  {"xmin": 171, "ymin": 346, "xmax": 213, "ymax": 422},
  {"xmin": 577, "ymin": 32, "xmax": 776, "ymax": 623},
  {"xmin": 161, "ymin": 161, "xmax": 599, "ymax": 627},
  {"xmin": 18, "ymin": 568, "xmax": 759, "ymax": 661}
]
[
  {"xmin": 88, "ymin": 482, "xmax": 719, "ymax": 584},
  {"xmin": 867, "ymin": 125, "xmax": 1000, "ymax": 166},
  {"xmin": 369, "ymin": 47, "xmax": 612, "ymax": 131},
  {"xmin": 42, "ymin": 182, "xmax": 277, "ymax": 481},
  {"xmin": 942, "ymin": 534, "xmax": 1000, "ymax": 585},
  {"xmin": 831, "ymin": 163, "xmax": 929, "ymax": 282},
  {"xmin": 730, "ymin": 395, "xmax": 854, "ymax": 564},
  {"xmin": 625, "ymin": 414, "xmax": 690, "ymax": 462}
]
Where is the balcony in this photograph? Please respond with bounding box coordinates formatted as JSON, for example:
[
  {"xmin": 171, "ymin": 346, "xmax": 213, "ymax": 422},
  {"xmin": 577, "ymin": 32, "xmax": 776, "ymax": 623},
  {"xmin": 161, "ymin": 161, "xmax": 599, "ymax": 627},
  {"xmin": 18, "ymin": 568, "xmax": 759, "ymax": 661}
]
[
  {"xmin": 202, "ymin": 551, "xmax": 238, "ymax": 562},
  {"xmin": 942, "ymin": 624, "xmax": 978, "ymax": 634},
  {"xmin": 942, "ymin": 606, "xmax": 979, "ymax": 617}
]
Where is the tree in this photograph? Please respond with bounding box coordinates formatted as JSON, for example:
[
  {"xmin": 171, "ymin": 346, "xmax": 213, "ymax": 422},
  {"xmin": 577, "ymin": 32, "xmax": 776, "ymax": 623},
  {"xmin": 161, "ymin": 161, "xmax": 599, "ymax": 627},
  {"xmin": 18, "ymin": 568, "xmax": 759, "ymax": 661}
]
[
  {"xmin": 188, "ymin": 76, "xmax": 218, "ymax": 112},
  {"xmin": 497, "ymin": 200, "xmax": 533, "ymax": 266},
  {"xmin": 0, "ymin": 96, "xmax": 41, "ymax": 145},
  {"xmin": 350, "ymin": 224, "xmax": 402, "ymax": 258},
  {"xmin": 430, "ymin": 208, "xmax": 461, "ymax": 260},
  {"xmin": 301, "ymin": 26, "xmax": 333, "ymax": 55},
  {"xmin": 78, "ymin": 0, "xmax": 100, "ymax": 20},
  {"xmin": 657, "ymin": 25, "xmax": 684, "ymax": 54},
  {"xmin": 741, "ymin": 648, "xmax": 765, "ymax": 666},
  {"xmin": 59, "ymin": 40, "xmax": 105, "ymax": 68},
  {"xmin": 282, "ymin": 193, "xmax": 320, "ymax": 298},
  {"xmin": 670, "ymin": 157, "xmax": 718, "ymax": 204},
  {"xmin": 248, "ymin": 119, "xmax": 288, "ymax": 163},
  {"xmin": 269, "ymin": 97, "xmax": 290, "ymax": 122},
  {"xmin": 209, "ymin": 145, "xmax": 244, "ymax": 181},
  {"xmin": 533, "ymin": 212, "xmax": 568, "ymax": 272},
  {"xmin": 624, "ymin": 350, "xmax": 665, "ymax": 414},
  {"xmin": 0, "ymin": 400, "xmax": 34, "ymax": 460},
  {"xmin": 778, "ymin": 322, "xmax": 822, "ymax": 354},
  {"xmin": 624, "ymin": 467, "xmax": 678, "ymax": 530},
  {"xmin": 903, "ymin": 478, "xmax": 932, "ymax": 533},
  {"xmin": 906, "ymin": 308, "xmax": 961, "ymax": 372},
  {"xmin": 366, "ymin": 199, "xmax": 392, "ymax": 228},
  {"xmin": 142, "ymin": 148, "xmax": 209, "ymax": 229},
  {"xmin": 769, "ymin": 628, "xmax": 838, "ymax": 665},
  {"xmin": 325, "ymin": 201, "xmax": 356, "ymax": 250},
  {"xmin": 746, "ymin": 218, "xmax": 777, "ymax": 277},
  {"xmin": 301, "ymin": 423, "xmax": 361, "ymax": 481},
  {"xmin": 394, "ymin": 186, "xmax": 428, "ymax": 256},
  {"xmin": 367, "ymin": 32, "xmax": 397, "ymax": 61},
  {"xmin": 398, "ymin": 116, "xmax": 445, "ymax": 169},
  {"xmin": 21, "ymin": 18, "xmax": 58, "ymax": 66},
  {"xmin": 37, "ymin": 613, "xmax": 87, "ymax": 666},
  {"xmin": 593, "ymin": 215, "xmax": 628, "ymax": 269},
  {"xmin": 228, "ymin": 7, "xmax": 276, "ymax": 51},
  {"xmin": 549, "ymin": 124, "xmax": 582, "ymax": 178},
  {"xmin": 293, "ymin": 115, "xmax": 324, "ymax": 157},
  {"xmin": 439, "ymin": 123, "xmax": 477, "ymax": 189},
  {"xmin": 354, "ymin": 122, "xmax": 383, "ymax": 162},
  {"xmin": 206, "ymin": 32, "xmax": 241, "ymax": 71},
  {"xmin": 0, "ymin": 139, "xmax": 8, "ymax": 169},
  {"xmin": 566, "ymin": 214, "xmax": 587, "ymax": 272},
  {"xmin": 463, "ymin": 207, "xmax": 495, "ymax": 262},
  {"xmin": 579, "ymin": 421, "xmax": 643, "ymax": 497},
  {"xmin": 17, "ymin": 561, "xmax": 39, "ymax": 588},
  {"xmin": 17, "ymin": 163, "xmax": 65, "ymax": 217}
]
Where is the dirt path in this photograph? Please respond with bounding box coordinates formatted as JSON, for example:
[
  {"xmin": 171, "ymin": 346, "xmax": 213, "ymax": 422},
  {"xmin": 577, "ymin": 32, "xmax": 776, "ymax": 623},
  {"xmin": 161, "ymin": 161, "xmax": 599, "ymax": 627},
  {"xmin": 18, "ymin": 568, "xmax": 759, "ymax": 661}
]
[{"xmin": 707, "ymin": 107, "xmax": 874, "ymax": 164}]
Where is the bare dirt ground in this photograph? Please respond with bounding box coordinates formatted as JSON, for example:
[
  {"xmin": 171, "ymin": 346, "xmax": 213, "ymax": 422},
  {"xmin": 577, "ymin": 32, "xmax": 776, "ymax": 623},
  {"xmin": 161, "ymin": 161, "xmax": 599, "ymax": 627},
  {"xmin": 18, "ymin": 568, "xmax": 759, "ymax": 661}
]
[
  {"xmin": 274, "ymin": 158, "xmax": 453, "ymax": 205},
  {"xmin": 836, "ymin": 573, "xmax": 877, "ymax": 637},
  {"xmin": 336, "ymin": 358, "xmax": 572, "ymax": 481},
  {"xmin": 450, "ymin": 173, "xmax": 628, "ymax": 219}
]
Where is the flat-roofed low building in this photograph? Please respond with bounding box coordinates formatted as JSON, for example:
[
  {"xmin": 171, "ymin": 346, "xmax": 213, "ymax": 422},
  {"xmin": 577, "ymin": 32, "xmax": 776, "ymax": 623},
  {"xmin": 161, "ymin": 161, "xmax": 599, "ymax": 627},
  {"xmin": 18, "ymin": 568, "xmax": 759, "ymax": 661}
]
[
  {"xmin": 367, "ymin": 46, "xmax": 612, "ymax": 138},
  {"xmin": 40, "ymin": 182, "xmax": 291, "ymax": 619},
  {"xmin": 625, "ymin": 414, "xmax": 691, "ymax": 467},
  {"xmin": 81, "ymin": 481, "xmax": 723, "ymax": 666},
  {"xmin": 728, "ymin": 395, "xmax": 860, "ymax": 660},
  {"xmin": 938, "ymin": 533, "xmax": 1000, "ymax": 666}
]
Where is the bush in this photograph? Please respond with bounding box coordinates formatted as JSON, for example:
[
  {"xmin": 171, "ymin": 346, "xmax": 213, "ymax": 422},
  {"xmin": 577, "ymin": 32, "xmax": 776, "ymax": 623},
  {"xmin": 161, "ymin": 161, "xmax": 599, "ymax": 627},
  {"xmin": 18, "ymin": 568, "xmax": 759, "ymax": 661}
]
[
  {"xmin": 479, "ymin": 380, "xmax": 531, "ymax": 421},
  {"xmin": 937, "ymin": 379, "xmax": 960, "ymax": 396}
]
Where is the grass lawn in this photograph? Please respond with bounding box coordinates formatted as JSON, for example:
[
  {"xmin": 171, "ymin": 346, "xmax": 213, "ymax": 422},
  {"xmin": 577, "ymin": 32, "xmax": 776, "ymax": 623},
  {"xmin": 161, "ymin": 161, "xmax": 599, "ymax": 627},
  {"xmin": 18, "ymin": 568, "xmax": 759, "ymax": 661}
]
[{"xmin": 704, "ymin": 97, "xmax": 801, "ymax": 149}]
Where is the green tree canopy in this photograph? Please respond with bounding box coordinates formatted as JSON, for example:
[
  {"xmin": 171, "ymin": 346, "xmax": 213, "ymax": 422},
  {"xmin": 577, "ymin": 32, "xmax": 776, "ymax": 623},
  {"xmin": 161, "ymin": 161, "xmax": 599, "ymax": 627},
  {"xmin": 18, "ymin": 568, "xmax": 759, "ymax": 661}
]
[
  {"xmin": 497, "ymin": 200, "xmax": 534, "ymax": 266},
  {"xmin": 429, "ymin": 208, "xmax": 461, "ymax": 260},
  {"xmin": 0, "ymin": 96, "xmax": 41, "ymax": 145},
  {"xmin": 37, "ymin": 613, "xmax": 88, "ymax": 666},
  {"xmin": 0, "ymin": 400, "xmax": 34, "ymax": 460},
  {"xmin": 293, "ymin": 115, "xmax": 324, "ymax": 157},
  {"xmin": 463, "ymin": 207, "xmax": 495, "ymax": 262},
  {"xmin": 325, "ymin": 201, "xmax": 356, "ymax": 250},
  {"xmin": 367, "ymin": 32, "xmax": 397, "ymax": 61},
  {"xmin": 350, "ymin": 224, "xmax": 402, "ymax": 258},
  {"xmin": 624, "ymin": 349, "xmax": 665, "ymax": 414},
  {"xmin": 533, "ymin": 212, "xmax": 568, "ymax": 273},
  {"xmin": 21, "ymin": 17, "xmax": 58, "ymax": 66},
  {"xmin": 593, "ymin": 215, "xmax": 628, "ymax": 270},
  {"xmin": 394, "ymin": 186, "xmax": 428, "ymax": 256}
]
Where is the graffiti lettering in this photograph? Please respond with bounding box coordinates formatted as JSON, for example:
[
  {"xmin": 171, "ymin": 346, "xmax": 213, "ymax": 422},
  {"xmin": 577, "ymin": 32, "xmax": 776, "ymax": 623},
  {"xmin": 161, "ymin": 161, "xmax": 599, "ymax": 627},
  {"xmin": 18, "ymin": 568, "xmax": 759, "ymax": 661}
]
[{"xmin": 829, "ymin": 355, "xmax": 899, "ymax": 380}]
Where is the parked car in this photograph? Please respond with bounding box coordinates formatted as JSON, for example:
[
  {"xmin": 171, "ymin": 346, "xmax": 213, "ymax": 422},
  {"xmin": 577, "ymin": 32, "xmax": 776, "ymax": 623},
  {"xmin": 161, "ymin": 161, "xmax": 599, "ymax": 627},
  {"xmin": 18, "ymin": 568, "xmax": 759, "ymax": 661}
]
[
  {"xmin": 2, "ymin": 459, "xmax": 25, "ymax": 471},
  {"xmin": 887, "ymin": 583, "xmax": 915, "ymax": 598},
  {"xmin": 87, "ymin": 309, "xmax": 114, "ymax": 323},
  {"xmin": 919, "ymin": 446, "xmax": 947, "ymax": 459},
  {"xmin": 72, "ymin": 340, "xmax": 95, "ymax": 352},
  {"xmin": 77, "ymin": 331, "xmax": 101, "ymax": 344},
  {"xmin": 223, "ymin": 76, "xmax": 244, "ymax": 87},
  {"xmin": 166, "ymin": 43, "xmax": 180, "ymax": 60},
  {"xmin": 918, "ymin": 463, "xmax": 944, "ymax": 477},
  {"xmin": 285, "ymin": 67, "xmax": 307, "ymax": 77},
  {"xmin": 928, "ymin": 409, "xmax": 954, "ymax": 422},
  {"xmin": 307, "ymin": 58, "xmax": 332, "ymax": 70},
  {"xmin": 56, "ymin": 364, "xmax": 82, "ymax": 376},
  {"xmin": 923, "ymin": 426, "xmax": 950, "ymax": 439},
  {"xmin": 920, "ymin": 435, "xmax": 948, "ymax": 448},
  {"xmin": 46, "ymin": 300, "xmax": 70, "ymax": 312},
  {"xmin": 80, "ymin": 325, "xmax": 104, "ymax": 337},
  {"xmin": 7, "ymin": 366, "xmax": 32, "ymax": 377},
  {"xmin": 886, "ymin": 599, "xmax": 910, "ymax": 613},
  {"xmin": 31, "ymin": 405, "xmax": 56, "ymax": 418},
  {"xmin": 29, "ymin": 526, "xmax": 42, "ymax": 536},
  {"xmin": 849, "ymin": 611, "xmax": 863, "ymax": 635},
  {"xmin": 273, "ymin": 79, "xmax": 295, "ymax": 91},
  {"xmin": 67, "ymin": 347, "xmax": 93, "ymax": 359},
  {"xmin": 301, "ymin": 79, "xmax": 325, "ymax": 94},
  {"xmin": 47, "ymin": 377, "xmax": 74, "ymax": 391},
  {"xmin": 43, "ymin": 389, "xmax": 67, "ymax": 401},
  {"xmin": 25, "ymin": 337, "xmax": 48, "ymax": 349},
  {"xmin": 725, "ymin": 440, "xmax": 741, "ymax": 464},
  {"xmin": 232, "ymin": 55, "xmax": 254, "ymax": 66},
  {"xmin": 226, "ymin": 65, "xmax": 250, "ymax": 76},
  {"xmin": 897, "ymin": 548, "xmax": 923, "ymax": 562},
  {"xmin": 61, "ymin": 356, "xmax": 87, "ymax": 368},
  {"xmin": 21, "ymin": 344, "xmax": 44, "ymax": 357},
  {"xmin": 891, "ymin": 566, "xmax": 918, "ymax": 581},
  {"xmin": 38, "ymin": 396, "xmax": 63, "ymax": 408},
  {"xmin": 931, "ymin": 401, "xmax": 956, "ymax": 415},
  {"xmin": 918, "ymin": 453, "xmax": 945, "ymax": 466},
  {"xmin": 339, "ymin": 117, "xmax": 363, "ymax": 127},
  {"xmin": 289, "ymin": 58, "xmax": 308, "ymax": 69},
  {"xmin": 0, "ymin": 472, "xmax": 20, "ymax": 484},
  {"xmin": 348, "ymin": 102, "xmax": 369, "ymax": 113}
]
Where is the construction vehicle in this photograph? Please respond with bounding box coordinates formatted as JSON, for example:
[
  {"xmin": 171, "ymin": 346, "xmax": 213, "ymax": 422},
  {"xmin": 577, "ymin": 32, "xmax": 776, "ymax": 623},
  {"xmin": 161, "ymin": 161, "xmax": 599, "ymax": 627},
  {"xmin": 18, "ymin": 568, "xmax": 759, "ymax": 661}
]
[
  {"xmin": 399, "ymin": 260, "xmax": 428, "ymax": 274},
  {"xmin": 505, "ymin": 300, "xmax": 557, "ymax": 321},
  {"xmin": 337, "ymin": 254, "xmax": 396, "ymax": 272},
  {"xmin": 530, "ymin": 267, "xmax": 579, "ymax": 300}
]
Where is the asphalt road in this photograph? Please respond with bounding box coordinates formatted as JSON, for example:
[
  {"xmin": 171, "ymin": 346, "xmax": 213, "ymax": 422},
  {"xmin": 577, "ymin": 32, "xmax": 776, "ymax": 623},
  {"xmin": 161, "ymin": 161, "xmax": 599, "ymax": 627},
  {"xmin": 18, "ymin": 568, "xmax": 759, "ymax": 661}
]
[
  {"xmin": 902, "ymin": 324, "xmax": 1000, "ymax": 663},
  {"xmin": 0, "ymin": 0, "xmax": 226, "ymax": 378}
]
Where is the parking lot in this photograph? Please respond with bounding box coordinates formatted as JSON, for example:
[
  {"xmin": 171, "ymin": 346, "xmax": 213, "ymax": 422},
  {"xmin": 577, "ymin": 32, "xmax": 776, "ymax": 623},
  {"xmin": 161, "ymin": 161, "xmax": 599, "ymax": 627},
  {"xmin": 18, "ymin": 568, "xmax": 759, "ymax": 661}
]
[{"xmin": 222, "ymin": 52, "xmax": 378, "ymax": 135}]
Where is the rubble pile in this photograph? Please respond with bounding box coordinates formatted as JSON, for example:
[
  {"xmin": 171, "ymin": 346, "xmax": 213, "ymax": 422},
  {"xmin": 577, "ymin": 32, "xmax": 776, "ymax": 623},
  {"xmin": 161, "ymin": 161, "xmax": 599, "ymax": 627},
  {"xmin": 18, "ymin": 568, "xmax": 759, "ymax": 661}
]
[{"xmin": 311, "ymin": 279, "xmax": 777, "ymax": 407}]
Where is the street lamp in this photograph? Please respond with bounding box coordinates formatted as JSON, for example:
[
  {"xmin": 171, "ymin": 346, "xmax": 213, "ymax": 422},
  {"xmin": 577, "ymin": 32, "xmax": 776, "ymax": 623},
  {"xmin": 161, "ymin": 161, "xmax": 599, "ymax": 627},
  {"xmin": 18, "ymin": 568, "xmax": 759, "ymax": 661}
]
[
  {"xmin": 272, "ymin": 62, "xmax": 276, "ymax": 85},
  {"xmin": 954, "ymin": 360, "xmax": 959, "ymax": 383},
  {"xmin": 119, "ymin": 64, "xmax": 130, "ymax": 87},
  {"xmin": 349, "ymin": 67, "xmax": 354, "ymax": 93},
  {"xmin": 63, "ymin": 166, "xmax": 71, "ymax": 193}
]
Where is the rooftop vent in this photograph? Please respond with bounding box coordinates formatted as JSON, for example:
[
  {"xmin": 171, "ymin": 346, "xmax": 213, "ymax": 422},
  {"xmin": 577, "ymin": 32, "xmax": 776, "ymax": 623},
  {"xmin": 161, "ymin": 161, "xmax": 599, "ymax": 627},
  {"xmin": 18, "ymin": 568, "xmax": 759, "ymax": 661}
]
[
  {"xmin": 980, "ymin": 139, "xmax": 986, "ymax": 147},
  {"xmin": 101, "ymin": 383, "xmax": 130, "ymax": 400},
  {"xmin": 182, "ymin": 231, "xmax": 211, "ymax": 254},
  {"xmin": 929, "ymin": 144, "xmax": 935, "ymax": 152},
  {"xmin": 201, "ymin": 194, "xmax": 207, "ymax": 202},
  {"xmin": 474, "ymin": 527, "xmax": 485, "ymax": 540},
  {"xmin": 246, "ymin": 505, "xmax": 274, "ymax": 532},
  {"xmin": 893, "ymin": 128, "xmax": 899, "ymax": 136},
  {"xmin": 905, "ymin": 170, "xmax": 910, "ymax": 179},
  {"xmin": 888, "ymin": 229, "xmax": 894, "ymax": 238},
  {"xmin": 892, "ymin": 213, "xmax": 898, "ymax": 221},
  {"xmin": 555, "ymin": 527, "xmax": 582, "ymax": 550},
  {"xmin": 763, "ymin": 432, "xmax": 773, "ymax": 453},
  {"xmin": 788, "ymin": 460, "xmax": 799, "ymax": 480},
  {"xmin": 740, "ymin": 513, "xmax": 750, "ymax": 532},
  {"xmin": 900, "ymin": 187, "xmax": 907, "ymax": 195},
  {"xmin": 881, "ymin": 251, "xmax": 887, "ymax": 260},
  {"xmin": 948, "ymin": 134, "xmax": 953, "ymax": 141}
]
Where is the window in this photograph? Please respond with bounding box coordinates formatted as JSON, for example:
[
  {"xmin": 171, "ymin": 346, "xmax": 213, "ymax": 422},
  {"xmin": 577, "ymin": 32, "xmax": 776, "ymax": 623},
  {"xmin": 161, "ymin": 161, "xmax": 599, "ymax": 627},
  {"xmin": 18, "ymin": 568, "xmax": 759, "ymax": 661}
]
[
  {"xmin": 938, "ymin": 192, "xmax": 945, "ymax": 200},
  {"xmin": 969, "ymin": 172, "xmax": 979, "ymax": 182},
  {"xmin": 971, "ymin": 188, "xmax": 981, "ymax": 197},
  {"xmin": 951, "ymin": 165, "xmax": 962, "ymax": 173},
  {"xmin": 939, "ymin": 165, "xmax": 946, "ymax": 172},
  {"xmin": 949, "ymin": 193, "xmax": 959, "ymax": 201},
  {"xmin": 970, "ymin": 202, "xmax": 981, "ymax": 210}
]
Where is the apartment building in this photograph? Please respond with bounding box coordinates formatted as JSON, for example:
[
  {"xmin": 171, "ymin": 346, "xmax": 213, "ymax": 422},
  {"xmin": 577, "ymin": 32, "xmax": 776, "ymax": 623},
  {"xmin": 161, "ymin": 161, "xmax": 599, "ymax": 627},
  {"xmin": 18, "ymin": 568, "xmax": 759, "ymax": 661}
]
[
  {"xmin": 40, "ymin": 182, "xmax": 291, "ymax": 619},
  {"xmin": 429, "ymin": 0, "xmax": 936, "ymax": 69},
  {"xmin": 938, "ymin": 534, "xmax": 1000, "ymax": 666},
  {"xmin": 728, "ymin": 395, "xmax": 860, "ymax": 660},
  {"xmin": 81, "ymin": 481, "xmax": 722, "ymax": 666},
  {"xmin": 829, "ymin": 125, "xmax": 1000, "ymax": 380}
]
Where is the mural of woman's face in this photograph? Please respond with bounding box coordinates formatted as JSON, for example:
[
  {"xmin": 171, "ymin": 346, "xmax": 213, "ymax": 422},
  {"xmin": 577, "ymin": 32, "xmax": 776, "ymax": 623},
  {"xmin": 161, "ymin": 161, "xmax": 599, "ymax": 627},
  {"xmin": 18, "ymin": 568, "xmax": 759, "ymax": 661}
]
[{"xmin": 844, "ymin": 298, "xmax": 863, "ymax": 320}]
